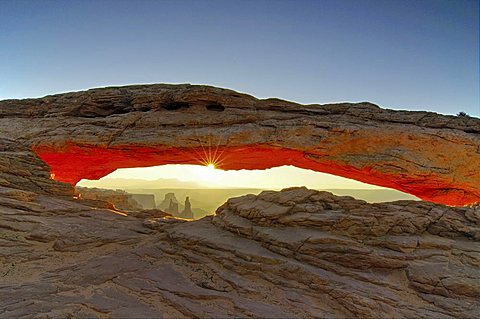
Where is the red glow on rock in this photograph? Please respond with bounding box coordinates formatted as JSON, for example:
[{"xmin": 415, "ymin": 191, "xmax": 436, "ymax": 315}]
[{"xmin": 33, "ymin": 143, "xmax": 478, "ymax": 206}]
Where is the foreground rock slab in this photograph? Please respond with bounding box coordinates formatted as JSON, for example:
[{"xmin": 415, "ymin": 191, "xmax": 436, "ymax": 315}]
[
  {"xmin": 0, "ymin": 84, "xmax": 478, "ymax": 205},
  {"xmin": 1, "ymin": 187, "xmax": 478, "ymax": 318}
]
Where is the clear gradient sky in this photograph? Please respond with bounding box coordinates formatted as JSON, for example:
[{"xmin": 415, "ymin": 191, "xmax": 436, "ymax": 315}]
[{"xmin": 1, "ymin": 0, "xmax": 478, "ymax": 116}]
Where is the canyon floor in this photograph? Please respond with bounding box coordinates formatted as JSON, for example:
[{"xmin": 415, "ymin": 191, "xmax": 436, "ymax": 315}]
[{"xmin": 1, "ymin": 186, "xmax": 479, "ymax": 318}]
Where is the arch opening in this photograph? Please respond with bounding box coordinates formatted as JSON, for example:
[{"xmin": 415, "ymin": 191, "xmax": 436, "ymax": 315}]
[
  {"xmin": 76, "ymin": 164, "xmax": 418, "ymax": 219},
  {"xmin": 32, "ymin": 143, "xmax": 475, "ymax": 206}
]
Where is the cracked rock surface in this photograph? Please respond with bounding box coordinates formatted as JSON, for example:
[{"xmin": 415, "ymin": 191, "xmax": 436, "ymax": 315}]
[{"xmin": 1, "ymin": 187, "xmax": 478, "ymax": 318}]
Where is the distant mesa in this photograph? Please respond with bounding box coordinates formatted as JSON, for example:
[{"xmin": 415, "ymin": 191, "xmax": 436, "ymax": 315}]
[
  {"xmin": 179, "ymin": 196, "xmax": 194, "ymax": 219},
  {"xmin": 76, "ymin": 186, "xmax": 198, "ymax": 219},
  {"xmin": 75, "ymin": 186, "xmax": 144, "ymax": 211},
  {"xmin": 159, "ymin": 193, "xmax": 196, "ymax": 219},
  {"xmin": 159, "ymin": 193, "xmax": 179, "ymax": 211},
  {"xmin": 168, "ymin": 198, "xmax": 179, "ymax": 215},
  {"xmin": 1, "ymin": 83, "xmax": 478, "ymax": 205},
  {"xmin": 130, "ymin": 193, "xmax": 156, "ymax": 209}
]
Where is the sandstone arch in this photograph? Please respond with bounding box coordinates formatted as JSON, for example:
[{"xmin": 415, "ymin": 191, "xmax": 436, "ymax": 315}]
[{"xmin": 0, "ymin": 84, "xmax": 478, "ymax": 206}]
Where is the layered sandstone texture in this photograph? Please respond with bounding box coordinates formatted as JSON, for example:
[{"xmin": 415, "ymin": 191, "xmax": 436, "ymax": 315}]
[
  {"xmin": 1, "ymin": 187, "xmax": 479, "ymax": 318},
  {"xmin": 0, "ymin": 84, "xmax": 478, "ymax": 205}
]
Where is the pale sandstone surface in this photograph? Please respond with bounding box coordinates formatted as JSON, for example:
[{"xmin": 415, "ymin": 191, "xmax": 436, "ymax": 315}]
[
  {"xmin": 0, "ymin": 84, "xmax": 478, "ymax": 205},
  {"xmin": 1, "ymin": 186, "xmax": 479, "ymax": 318}
]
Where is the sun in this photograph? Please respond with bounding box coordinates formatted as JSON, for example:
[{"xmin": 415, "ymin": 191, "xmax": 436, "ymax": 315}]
[
  {"xmin": 190, "ymin": 134, "xmax": 229, "ymax": 171},
  {"xmin": 189, "ymin": 162, "xmax": 222, "ymax": 185}
]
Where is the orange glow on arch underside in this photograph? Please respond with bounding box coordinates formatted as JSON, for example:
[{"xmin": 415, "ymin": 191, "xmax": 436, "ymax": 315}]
[{"xmin": 32, "ymin": 143, "xmax": 478, "ymax": 206}]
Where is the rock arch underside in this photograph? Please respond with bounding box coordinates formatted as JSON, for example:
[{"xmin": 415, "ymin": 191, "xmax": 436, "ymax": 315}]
[
  {"xmin": 0, "ymin": 83, "xmax": 478, "ymax": 205},
  {"xmin": 0, "ymin": 84, "xmax": 479, "ymax": 318}
]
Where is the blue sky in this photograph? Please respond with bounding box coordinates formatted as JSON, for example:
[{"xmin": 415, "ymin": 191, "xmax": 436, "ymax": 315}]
[{"xmin": 1, "ymin": 0, "xmax": 478, "ymax": 116}]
